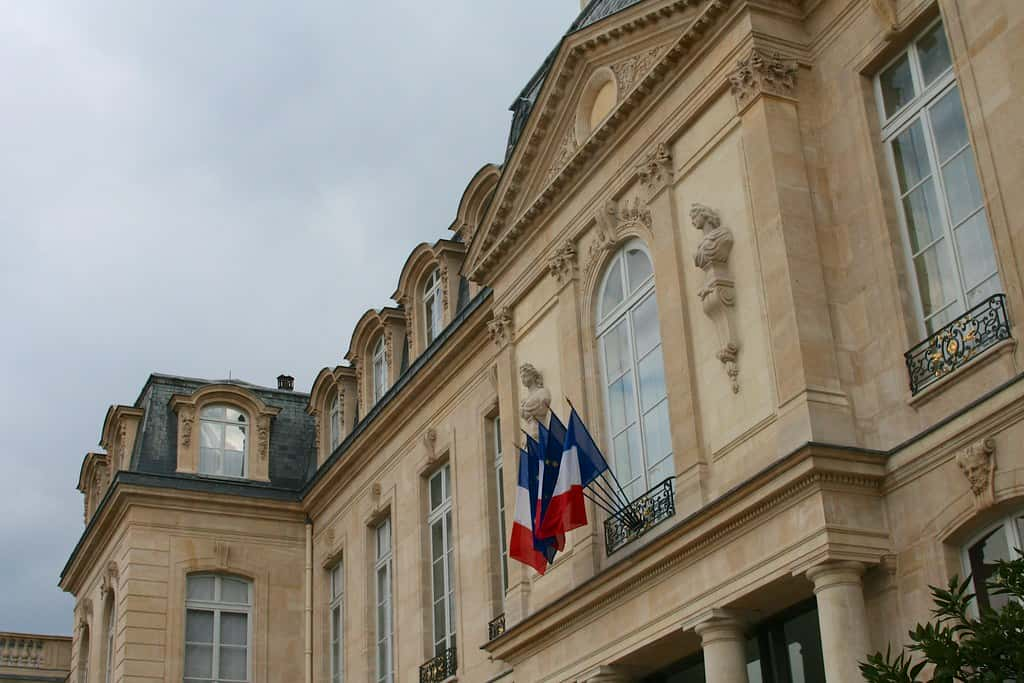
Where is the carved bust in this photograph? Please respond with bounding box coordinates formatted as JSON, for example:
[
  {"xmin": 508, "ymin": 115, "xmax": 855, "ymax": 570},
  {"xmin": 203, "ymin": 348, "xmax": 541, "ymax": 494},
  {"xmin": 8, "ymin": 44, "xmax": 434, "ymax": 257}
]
[
  {"xmin": 957, "ymin": 438, "xmax": 996, "ymax": 509},
  {"xmin": 691, "ymin": 204, "xmax": 733, "ymax": 270},
  {"xmin": 519, "ymin": 363, "xmax": 551, "ymax": 433}
]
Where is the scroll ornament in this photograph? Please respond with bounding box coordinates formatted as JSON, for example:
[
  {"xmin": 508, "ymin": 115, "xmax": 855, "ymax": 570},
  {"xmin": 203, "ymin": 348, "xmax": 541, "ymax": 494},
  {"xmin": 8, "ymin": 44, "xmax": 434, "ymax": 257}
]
[
  {"xmin": 586, "ymin": 197, "xmax": 652, "ymax": 275},
  {"xmin": 957, "ymin": 437, "xmax": 996, "ymax": 510},
  {"xmin": 692, "ymin": 203, "xmax": 740, "ymax": 393},
  {"xmin": 729, "ymin": 48, "xmax": 798, "ymax": 110},
  {"xmin": 487, "ymin": 306, "xmax": 513, "ymax": 348}
]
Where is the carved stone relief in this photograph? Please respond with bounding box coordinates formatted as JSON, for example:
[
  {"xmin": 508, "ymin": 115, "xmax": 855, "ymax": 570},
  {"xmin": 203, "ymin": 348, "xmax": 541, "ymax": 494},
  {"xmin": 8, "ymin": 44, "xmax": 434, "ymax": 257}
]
[
  {"xmin": 869, "ymin": 0, "xmax": 899, "ymax": 33},
  {"xmin": 691, "ymin": 203, "xmax": 741, "ymax": 393},
  {"xmin": 957, "ymin": 437, "xmax": 996, "ymax": 510},
  {"xmin": 487, "ymin": 306, "xmax": 513, "ymax": 348},
  {"xmin": 547, "ymin": 239, "xmax": 578, "ymax": 286},
  {"xmin": 312, "ymin": 410, "xmax": 321, "ymax": 454},
  {"xmin": 544, "ymin": 127, "xmax": 578, "ymax": 187},
  {"xmin": 519, "ymin": 363, "xmax": 551, "ymax": 439},
  {"xmin": 611, "ymin": 46, "xmax": 667, "ymax": 94},
  {"xmin": 384, "ymin": 330, "xmax": 394, "ymax": 369},
  {"xmin": 179, "ymin": 405, "xmax": 195, "ymax": 449},
  {"xmin": 256, "ymin": 417, "xmax": 270, "ymax": 461},
  {"xmin": 586, "ymin": 197, "xmax": 653, "ymax": 276},
  {"xmin": 729, "ymin": 48, "xmax": 798, "ymax": 110},
  {"xmin": 636, "ymin": 142, "xmax": 673, "ymax": 197},
  {"xmin": 439, "ymin": 262, "xmax": 451, "ymax": 314},
  {"xmin": 214, "ymin": 540, "xmax": 232, "ymax": 569}
]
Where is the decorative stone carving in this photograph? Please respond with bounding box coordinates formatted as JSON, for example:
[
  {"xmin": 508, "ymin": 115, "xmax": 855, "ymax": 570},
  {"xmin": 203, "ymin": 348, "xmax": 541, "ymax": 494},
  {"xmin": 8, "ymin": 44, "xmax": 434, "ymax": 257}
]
[
  {"xmin": 544, "ymin": 127, "xmax": 578, "ymax": 187},
  {"xmin": 957, "ymin": 437, "xmax": 996, "ymax": 510},
  {"xmin": 487, "ymin": 306, "xmax": 513, "ymax": 348},
  {"xmin": 116, "ymin": 424, "xmax": 128, "ymax": 469},
  {"xmin": 586, "ymin": 197, "xmax": 653, "ymax": 275},
  {"xmin": 312, "ymin": 410, "xmax": 321, "ymax": 454},
  {"xmin": 869, "ymin": 0, "xmax": 899, "ymax": 33},
  {"xmin": 398, "ymin": 295, "xmax": 415, "ymax": 351},
  {"xmin": 547, "ymin": 239, "xmax": 577, "ymax": 286},
  {"xmin": 179, "ymin": 405, "xmax": 195, "ymax": 449},
  {"xmin": 439, "ymin": 261, "xmax": 451, "ymax": 314},
  {"xmin": 636, "ymin": 143, "xmax": 673, "ymax": 196},
  {"xmin": 691, "ymin": 203, "xmax": 741, "ymax": 393},
  {"xmin": 256, "ymin": 417, "xmax": 270, "ymax": 461},
  {"xmin": 75, "ymin": 598, "xmax": 93, "ymax": 633},
  {"xmin": 214, "ymin": 540, "xmax": 232, "ymax": 569},
  {"xmin": 729, "ymin": 48, "xmax": 798, "ymax": 110},
  {"xmin": 384, "ymin": 330, "xmax": 394, "ymax": 369},
  {"xmin": 423, "ymin": 427, "xmax": 437, "ymax": 457},
  {"xmin": 519, "ymin": 363, "xmax": 551, "ymax": 438},
  {"xmin": 611, "ymin": 46, "xmax": 666, "ymax": 94},
  {"xmin": 100, "ymin": 562, "xmax": 119, "ymax": 597},
  {"xmin": 371, "ymin": 482, "xmax": 382, "ymax": 500}
]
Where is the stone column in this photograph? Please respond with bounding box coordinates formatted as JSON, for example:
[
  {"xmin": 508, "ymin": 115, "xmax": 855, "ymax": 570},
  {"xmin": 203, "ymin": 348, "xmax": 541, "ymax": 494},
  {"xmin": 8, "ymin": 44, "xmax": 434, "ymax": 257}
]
[
  {"xmin": 693, "ymin": 611, "xmax": 749, "ymax": 683},
  {"xmin": 806, "ymin": 562, "xmax": 871, "ymax": 683}
]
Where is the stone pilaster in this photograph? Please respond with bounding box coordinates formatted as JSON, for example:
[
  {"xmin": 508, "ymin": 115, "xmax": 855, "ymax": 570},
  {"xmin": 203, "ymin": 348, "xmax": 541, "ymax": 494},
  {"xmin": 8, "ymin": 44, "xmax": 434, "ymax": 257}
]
[{"xmin": 806, "ymin": 562, "xmax": 871, "ymax": 683}]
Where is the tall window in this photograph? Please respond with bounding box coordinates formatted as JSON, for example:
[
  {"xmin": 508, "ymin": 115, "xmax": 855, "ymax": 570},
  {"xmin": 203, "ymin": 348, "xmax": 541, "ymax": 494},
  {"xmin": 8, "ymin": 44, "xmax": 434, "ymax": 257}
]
[
  {"xmin": 962, "ymin": 511, "xmax": 1023, "ymax": 613},
  {"xmin": 374, "ymin": 519, "xmax": 393, "ymax": 683},
  {"xmin": 596, "ymin": 240, "xmax": 672, "ymax": 500},
  {"xmin": 102, "ymin": 594, "xmax": 115, "ymax": 683},
  {"xmin": 423, "ymin": 268, "xmax": 444, "ymax": 345},
  {"xmin": 199, "ymin": 405, "xmax": 247, "ymax": 478},
  {"xmin": 185, "ymin": 574, "xmax": 251, "ymax": 683},
  {"xmin": 877, "ymin": 18, "xmax": 1000, "ymax": 335},
  {"xmin": 428, "ymin": 465, "xmax": 456, "ymax": 657},
  {"xmin": 329, "ymin": 393, "xmax": 342, "ymax": 450},
  {"xmin": 330, "ymin": 563, "xmax": 344, "ymax": 683},
  {"xmin": 78, "ymin": 625, "xmax": 90, "ymax": 683},
  {"xmin": 372, "ymin": 337, "xmax": 388, "ymax": 404},
  {"xmin": 490, "ymin": 416, "xmax": 508, "ymax": 597}
]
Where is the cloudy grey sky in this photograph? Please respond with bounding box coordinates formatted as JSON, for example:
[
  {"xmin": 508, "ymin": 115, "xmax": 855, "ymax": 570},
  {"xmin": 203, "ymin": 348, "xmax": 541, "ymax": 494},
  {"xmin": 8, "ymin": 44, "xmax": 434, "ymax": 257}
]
[{"xmin": 0, "ymin": 1, "xmax": 578, "ymax": 635}]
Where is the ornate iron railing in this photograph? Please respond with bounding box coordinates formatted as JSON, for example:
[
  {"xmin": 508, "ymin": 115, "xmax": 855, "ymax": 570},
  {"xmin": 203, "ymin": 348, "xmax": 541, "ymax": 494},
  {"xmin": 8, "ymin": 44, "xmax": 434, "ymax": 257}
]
[
  {"xmin": 419, "ymin": 644, "xmax": 457, "ymax": 683},
  {"xmin": 905, "ymin": 294, "xmax": 1011, "ymax": 395},
  {"xmin": 604, "ymin": 477, "xmax": 676, "ymax": 556},
  {"xmin": 488, "ymin": 613, "xmax": 506, "ymax": 640}
]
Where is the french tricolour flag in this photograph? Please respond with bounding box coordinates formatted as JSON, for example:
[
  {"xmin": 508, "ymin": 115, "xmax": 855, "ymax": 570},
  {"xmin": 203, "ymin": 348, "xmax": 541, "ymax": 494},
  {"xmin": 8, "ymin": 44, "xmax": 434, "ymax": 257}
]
[
  {"xmin": 536, "ymin": 413, "xmax": 588, "ymax": 539},
  {"xmin": 509, "ymin": 441, "xmax": 557, "ymax": 575}
]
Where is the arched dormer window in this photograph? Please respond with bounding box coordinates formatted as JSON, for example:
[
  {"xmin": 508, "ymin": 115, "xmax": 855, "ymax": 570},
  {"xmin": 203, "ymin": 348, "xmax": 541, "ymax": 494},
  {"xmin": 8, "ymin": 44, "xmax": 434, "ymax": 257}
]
[
  {"xmin": 423, "ymin": 268, "xmax": 444, "ymax": 345},
  {"xmin": 596, "ymin": 240, "xmax": 672, "ymax": 500},
  {"xmin": 199, "ymin": 405, "xmax": 248, "ymax": 478},
  {"xmin": 372, "ymin": 336, "xmax": 388, "ymax": 404},
  {"xmin": 329, "ymin": 392, "xmax": 342, "ymax": 450}
]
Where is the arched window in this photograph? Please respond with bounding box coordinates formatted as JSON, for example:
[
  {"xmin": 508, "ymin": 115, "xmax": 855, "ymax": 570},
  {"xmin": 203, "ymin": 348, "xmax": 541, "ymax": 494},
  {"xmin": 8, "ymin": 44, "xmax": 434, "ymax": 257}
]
[
  {"xmin": 199, "ymin": 405, "xmax": 247, "ymax": 478},
  {"xmin": 961, "ymin": 510, "xmax": 1023, "ymax": 613},
  {"xmin": 372, "ymin": 336, "xmax": 388, "ymax": 404},
  {"xmin": 102, "ymin": 594, "xmax": 115, "ymax": 683},
  {"xmin": 329, "ymin": 392, "xmax": 342, "ymax": 450},
  {"xmin": 596, "ymin": 240, "xmax": 672, "ymax": 500},
  {"xmin": 78, "ymin": 624, "xmax": 90, "ymax": 683},
  {"xmin": 423, "ymin": 268, "xmax": 444, "ymax": 345},
  {"xmin": 185, "ymin": 574, "xmax": 252, "ymax": 683}
]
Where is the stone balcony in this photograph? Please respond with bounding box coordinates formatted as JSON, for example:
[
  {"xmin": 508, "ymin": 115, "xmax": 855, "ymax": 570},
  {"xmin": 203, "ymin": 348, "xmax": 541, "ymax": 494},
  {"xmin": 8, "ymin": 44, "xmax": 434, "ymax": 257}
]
[{"xmin": 0, "ymin": 632, "xmax": 71, "ymax": 682}]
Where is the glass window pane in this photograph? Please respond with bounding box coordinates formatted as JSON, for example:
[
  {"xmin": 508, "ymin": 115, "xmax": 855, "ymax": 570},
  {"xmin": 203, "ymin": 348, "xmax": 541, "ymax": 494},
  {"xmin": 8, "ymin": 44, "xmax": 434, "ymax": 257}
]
[
  {"xmin": 376, "ymin": 566, "xmax": 389, "ymax": 601},
  {"xmin": 220, "ymin": 613, "xmax": 247, "ymax": 645},
  {"xmin": 903, "ymin": 178, "xmax": 945, "ymax": 253},
  {"xmin": 219, "ymin": 646, "xmax": 247, "ymax": 680},
  {"xmin": 914, "ymin": 239, "xmax": 959, "ymax": 318},
  {"xmin": 602, "ymin": 320, "xmax": 631, "ymax": 379},
  {"xmin": 930, "ymin": 86, "xmax": 970, "ymax": 162},
  {"xmin": 432, "ymin": 558, "xmax": 445, "ymax": 604},
  {"xmin": 225, "ymin": 407, "xmax": 244, "ymax": 423},
  {"xmin": 442, "ymin": 465, "xmax": 451, "ymax": 501},
  {"xmin": 942, "ymin": 148, "xmax": 984, "ymax": 225},
  {"xmin": 201, "ymin": 405, "xmax": 226, "ymax": 419},
  {"xmin": 187, "ymin": 576, "xmax": 215, "ymax": 602},
  {"xmin": 632, "ymin": 294, "xmax": 662, "ymax": 359},
  {"xmin": 918, "ymin": 22, "xmax": 953, "ymax": 85},
  {"xmin": 607, "ymin": 373, "xmax": 636, "ymax": 434},
  {"xmin": 638, "ymin": 348, "xmax": 667, "ymax": 412},
  {"xmin": 377, "ymin": 521, "xmax": 390, "ymax": 558},
  {"xmin": 955, "ymin": 211, "xmax": 998, "ymax": 292},
  {"xmin": 433, "ymin": 599, "xmax": 446, "ymax": 644},
  {"xmin": 891, "ymin": 121, "xmax": 932, "ymax": 193},
  {"xmin": 185, "ymin": 609, "xmax": 214, "ymax": 643},
  {"xmin": 200, "ymin": 422, "xmax": 221, "ymax": 449},
  {"xmin": 613, "ymin": 425, "xmax": 643, "ymax": 499},
  {"xmin": 221, "ymin": 578, "xmax": 249, "ymax": 604},
  {"xmin": 430, "ymin": 474, "xmax": 443, "ymax": 511},
  {"xmin": 199, "ymin": 448, "xmax": 220, "ymax": 475},
  {"xmin": 746, "ymin": 637, "xmax": 764, "ymax": 683},
  {"xmin": 783, "ymin": 609, "xmax": 827, "ymax": 683},
  {"xmin": 224, "ymin": 425, "xmax": 245, "ymax": 452},
  {"xmin": 968, "ymin": 524, "xmax": 1012, "ymax": 611},
  {"xmin": 967, "ymin": 274, "xmax": 1001, "ymax": 307},
  {"xmin": 331, "ymin": 605, "xmax": 341, "ymax": 640},
  {"xmin": 600, "ymin": 260, "xmax": 625, "ymax": 318},
  {"xmin": 625, "ymin": 247, "xmax": 653, "ymax": 293},
  {"xmin": 880, "ymin": 53, "xmax": 915, "ymax": 118},
  {"xmin": 431, "ymin": 521, "xmax": 444, "ymax": 563},
  {"xmin": 184, "ymin": 643, "xmax": 213, "ymax": 678},
  {"xmin": 643, "ymin": 401, "xmax": 672, "ymax": 463},
  {"xmin": 223, "ymin": 450, "xmax": 244, "ymax": 478}
]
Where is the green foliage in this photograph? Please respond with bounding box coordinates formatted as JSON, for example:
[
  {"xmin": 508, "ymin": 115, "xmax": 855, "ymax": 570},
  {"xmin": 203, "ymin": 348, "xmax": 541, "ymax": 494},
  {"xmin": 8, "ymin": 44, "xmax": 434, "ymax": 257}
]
[{"xmin": 860, "ymin": 553, "xmax": 1024, "ymax": 682}]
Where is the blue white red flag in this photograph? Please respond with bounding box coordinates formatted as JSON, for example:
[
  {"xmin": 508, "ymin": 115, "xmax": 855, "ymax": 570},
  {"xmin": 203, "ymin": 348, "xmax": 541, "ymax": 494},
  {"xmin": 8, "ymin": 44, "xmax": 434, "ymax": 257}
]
[
  {"xmin": 509, "ymin": 445, "xmax": 549, "ymax": 574},
  {"xmin": 563, "ymin": 407, "xmax": 611, "ymax": 487},
  {"xmin": 536, "ymin": 413, "xmax": 588, "ymax": 539},
  {"xmin": 529, "ymin": 431, "xmax": 564, "ymax": 556}
]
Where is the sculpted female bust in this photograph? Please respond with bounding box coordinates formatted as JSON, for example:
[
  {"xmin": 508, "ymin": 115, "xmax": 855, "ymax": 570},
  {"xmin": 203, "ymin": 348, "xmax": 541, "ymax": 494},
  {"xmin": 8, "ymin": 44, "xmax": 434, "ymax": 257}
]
[{"xmin": 519, "ymin": 362, "xmax": 551, "ymax": 437}]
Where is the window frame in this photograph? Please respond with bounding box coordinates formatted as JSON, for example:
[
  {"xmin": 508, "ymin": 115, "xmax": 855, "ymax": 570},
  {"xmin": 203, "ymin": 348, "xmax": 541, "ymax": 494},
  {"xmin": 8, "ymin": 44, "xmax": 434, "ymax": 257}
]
[
  {"xmin": 183, "ymin": 573, "xmax": 253, "ymax": 683},
  {"xmin": 372, "ymin": 337, "xmax": 388, "ymax": 404},
  {"xmin": 427, "ymin": 464, "xmax": 457, "ymax": 657},
  {"xmin": 490, "ymin": 416, "xmax": 509, "ymax": 598},
  {"xmin": 374, "ymin": 518, "xmax": 394, "ymax": 683},
  {"xmin": 875, "ymin": 17, "xmax": 1000, "ymax": 337},
  {"xmin": 197, "ymin": 404, "xmax": 249, "ymax": 479},
  {"xmin": 959, "ymin": 511, "xmax": 1024, "ymax": 615},
  {"xmin": 102, "ymin": 594, "xmax": 115, "ymax": 683},
  {"xmin": 595, "ymin": 239, "xmax": 673, "ymax": 500},
  {"xmin": 329, "ymin": 392, "xmax": 342, "ymax": 451},
  {"xmin": 423, "ymin": 268, "xmax": 444, "ymax": 346},
  {"xmin": 330, "ymin": 562, "xmax": 344, "ymax": 683}
]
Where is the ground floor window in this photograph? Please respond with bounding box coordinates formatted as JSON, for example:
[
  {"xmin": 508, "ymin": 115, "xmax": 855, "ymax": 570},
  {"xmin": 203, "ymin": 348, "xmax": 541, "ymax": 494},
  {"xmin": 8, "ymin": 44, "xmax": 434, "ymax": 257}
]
[
  {"xmin": 962, "ymin": 510, "xmax": 1024, "ymax": 613},
  {"xmin": 644, "ymin": 601, "xmax": 825, "ymax": 683}
]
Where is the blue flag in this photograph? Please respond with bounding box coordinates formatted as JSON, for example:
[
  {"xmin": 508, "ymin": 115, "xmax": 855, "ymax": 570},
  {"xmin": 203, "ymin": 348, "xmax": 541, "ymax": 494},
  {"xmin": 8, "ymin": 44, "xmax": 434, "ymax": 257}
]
[{"xmin": 564, "ymin": 407, "xmax": 610, "ymax": 487}]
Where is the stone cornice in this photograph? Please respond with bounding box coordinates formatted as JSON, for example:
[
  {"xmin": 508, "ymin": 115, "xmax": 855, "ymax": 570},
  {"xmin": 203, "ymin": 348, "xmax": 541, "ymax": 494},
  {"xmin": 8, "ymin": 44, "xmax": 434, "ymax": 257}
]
[
  {"xmin": 467, "ymin": 0, "xmax": 733, "ymax": 285},
  {"xmin": 484, "ymin": 443, "xmax": 885, "ymax": 661}
]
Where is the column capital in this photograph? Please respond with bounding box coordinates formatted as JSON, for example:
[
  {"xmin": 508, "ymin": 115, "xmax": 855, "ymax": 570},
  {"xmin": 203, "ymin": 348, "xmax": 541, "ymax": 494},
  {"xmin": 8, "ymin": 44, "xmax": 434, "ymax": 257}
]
[
  {"xmin": 806, "ymin": 561, "xmax": 866, "ymax": 593},
  {"xmin": 690, "ymin": 609, "xmax": 750, "ymax": 645},
  {"xmin": 581, "ymin": 664, "xmax": 631, "ymax": 682}
]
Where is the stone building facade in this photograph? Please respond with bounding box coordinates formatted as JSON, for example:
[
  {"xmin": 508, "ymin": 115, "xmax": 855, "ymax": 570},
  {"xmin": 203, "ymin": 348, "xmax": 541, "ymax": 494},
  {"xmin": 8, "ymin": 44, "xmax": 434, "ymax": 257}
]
[{"xmin": 59, "ymin": 0, "xmax": 1024, "ymax": 681}]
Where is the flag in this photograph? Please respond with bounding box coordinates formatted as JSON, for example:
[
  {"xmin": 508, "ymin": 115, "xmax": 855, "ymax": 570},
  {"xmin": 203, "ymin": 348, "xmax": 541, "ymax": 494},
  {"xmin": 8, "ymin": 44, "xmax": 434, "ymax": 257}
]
[
  {"xmin": 509, "ymin": 445, "xmax": 549, "ymax": 574},
  {"xmin": 563, "ymin": 407, "xmax": 611, "ymax": 487},
  {"xmin": 531, "ymin": 428, "xmax": 564, "ymax": 554},
  {"xmin": 536, "ymin": 413, "xmax": 588, "ymax": 539}
]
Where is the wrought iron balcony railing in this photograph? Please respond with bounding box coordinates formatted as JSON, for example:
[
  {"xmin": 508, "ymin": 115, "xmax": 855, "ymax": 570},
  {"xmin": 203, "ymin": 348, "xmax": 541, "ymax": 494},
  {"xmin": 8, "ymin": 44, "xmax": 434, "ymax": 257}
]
[
  {"xmin": 488, "ymin": 613, "xmax": 506, "ymax": 640},
  {"xmin": 419, "ymin": 644, "xmax": 457, "ymax": 683},
  {"xmin": 905, "ymin": 294, "xmax": 1011, "ymax": 395},
  {"xmin": 604, "ymin": 477, "xmax": 676, "ymax": 556}
]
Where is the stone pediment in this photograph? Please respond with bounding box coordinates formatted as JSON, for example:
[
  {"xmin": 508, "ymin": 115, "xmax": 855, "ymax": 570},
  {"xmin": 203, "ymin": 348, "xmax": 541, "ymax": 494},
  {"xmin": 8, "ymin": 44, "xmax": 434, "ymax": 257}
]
[{"xmin": 464, "ymin": 0, "xmax": 732, "ymax": 285}]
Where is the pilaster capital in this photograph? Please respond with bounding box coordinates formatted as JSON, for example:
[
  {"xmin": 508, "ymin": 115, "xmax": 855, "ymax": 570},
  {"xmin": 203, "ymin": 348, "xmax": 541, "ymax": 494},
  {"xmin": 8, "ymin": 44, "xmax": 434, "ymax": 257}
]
[
  {"xmin": 729, "ymin": 48, "xmax": 798, "ymax": 112},
  {"xmin": 806, "ymin": 561, "xmax": 867, "ymax": 593}
]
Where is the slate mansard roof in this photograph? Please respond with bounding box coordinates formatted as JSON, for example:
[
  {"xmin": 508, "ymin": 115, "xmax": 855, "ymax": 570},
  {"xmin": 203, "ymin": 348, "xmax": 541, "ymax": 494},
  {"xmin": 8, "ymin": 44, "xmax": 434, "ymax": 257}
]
[{"xmin": 131, "ymin": 373, "xmax": 316, "ymax": 490}]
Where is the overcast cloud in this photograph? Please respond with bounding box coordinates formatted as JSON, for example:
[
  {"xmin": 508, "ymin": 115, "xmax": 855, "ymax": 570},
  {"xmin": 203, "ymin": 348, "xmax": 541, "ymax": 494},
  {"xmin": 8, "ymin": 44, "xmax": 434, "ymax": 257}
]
[{"xmin": 0, "ymin": 1, "xmax": 578, "ymax": 635}]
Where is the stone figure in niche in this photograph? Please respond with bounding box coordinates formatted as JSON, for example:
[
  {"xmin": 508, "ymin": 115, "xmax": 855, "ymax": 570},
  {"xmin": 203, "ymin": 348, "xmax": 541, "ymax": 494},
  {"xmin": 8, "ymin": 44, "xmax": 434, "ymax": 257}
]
[
  {"xmin": 519, "ymin": 363, "xmax": 551, "ymax": 438},
  {"xmin": 957, "ymin": 438, "xmax": 996, "ymax": 510},
  {"xmin": 691, "ymin": 203, "xmax": 740, "ymax": 393}
]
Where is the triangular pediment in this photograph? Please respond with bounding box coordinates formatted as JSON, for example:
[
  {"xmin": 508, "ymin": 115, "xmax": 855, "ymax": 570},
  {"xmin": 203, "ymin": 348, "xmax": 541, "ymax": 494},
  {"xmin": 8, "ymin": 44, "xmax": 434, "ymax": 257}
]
[{"xmin": 465, "ymin": 0, "xmax": 724, "ymax": 284}]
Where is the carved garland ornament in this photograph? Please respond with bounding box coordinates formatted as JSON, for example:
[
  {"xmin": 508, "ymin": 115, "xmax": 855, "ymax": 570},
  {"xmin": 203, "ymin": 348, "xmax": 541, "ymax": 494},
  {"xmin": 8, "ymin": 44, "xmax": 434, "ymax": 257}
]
[
  {"xmin": 691, "ymin": 203, "xmax": 741, "ymax": 393},
  {"xmin": 487, "ymin": 306, "xmax": 513, "ymax": 348},
  {"xmin": 439, "ymin": 262, "xmax": 451, "ymax": 314},
  {"xmin": 636, "ymin": 143, "xmax": 673, "ymax": 196},
  {"xmin": 180, "ymin": 405, "xmax": 195, "ymax": 449},
  {"xmin": 547, "ymin": 239, "xmax": 578, "ymax": 286},
  {"xmin": 611, "ymin": 46, "xmax": 667, "ymax": 95},
  {"xmin": 729, "ymin": 48, "xmax": 798, "ymax": 110},
  {"xmin": 586, "ymin": 197, "xmax": 653, "ymax": 276},
  {"xmin": 956, "ymin": 437, "xmax": 996, "ymax": 510}
]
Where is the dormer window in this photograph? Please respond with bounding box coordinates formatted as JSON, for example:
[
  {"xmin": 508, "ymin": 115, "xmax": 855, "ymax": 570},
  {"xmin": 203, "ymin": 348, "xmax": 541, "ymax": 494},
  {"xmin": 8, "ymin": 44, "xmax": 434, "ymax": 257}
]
[
  {"xmin": 372, "ymin": 337, "xmax": 388, "ymax": 404},
  {"xmin": 199, "ymin": 405, "xmax": 248, "ymax": 478},
  {"xmin": 329, "ymin": 392, "xmax": 342, "ymax": 450},
  {"xmin": 423, "ymin": 268, "xmax": 444, "ymax": 345}
]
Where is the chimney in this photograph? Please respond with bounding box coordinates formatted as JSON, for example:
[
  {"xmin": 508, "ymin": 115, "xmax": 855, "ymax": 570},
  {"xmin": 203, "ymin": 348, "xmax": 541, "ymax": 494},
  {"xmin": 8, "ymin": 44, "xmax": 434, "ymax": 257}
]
[{"xmin": 277, "ymin": 374, "xmax": 294, "ymax": 391}]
